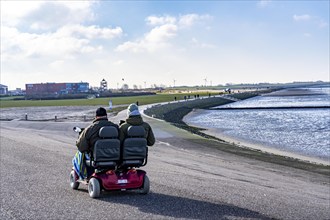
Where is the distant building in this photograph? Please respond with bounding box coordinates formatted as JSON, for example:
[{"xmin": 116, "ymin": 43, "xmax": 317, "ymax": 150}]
[
  {"xmin": 9, "ymin": 88, "xmax": 25, "ymax": 96},
  {"xmin": 25, "ymin": 82, "xmax": 89, "ymax": 96},
  {"xmin": 0, "ymin": 84, "xmax": 8, "ymax": 95}
]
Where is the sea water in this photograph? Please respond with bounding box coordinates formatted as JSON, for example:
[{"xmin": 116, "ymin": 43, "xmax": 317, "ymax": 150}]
[{"xmin": 183, "ymin": 87, "xmax": 330, "ymax": 162}]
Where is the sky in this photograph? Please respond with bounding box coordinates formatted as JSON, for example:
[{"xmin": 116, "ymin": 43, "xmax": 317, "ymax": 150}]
[{"xmin": 1, "ymin": 0, "xmax": 329, "ymax": 90}]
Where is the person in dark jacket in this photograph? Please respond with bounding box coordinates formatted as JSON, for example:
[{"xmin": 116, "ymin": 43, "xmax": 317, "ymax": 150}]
[
  {"xmin": 119, "ymin": 103, "xmax": 155, "ymax": 146},
  {"xmin": 76, "ymin": 107, "xmax": 119, "ymax": 152},
  {"xmin": 73, "ymin": 107, "xmax": 119, "ymax": 179}
]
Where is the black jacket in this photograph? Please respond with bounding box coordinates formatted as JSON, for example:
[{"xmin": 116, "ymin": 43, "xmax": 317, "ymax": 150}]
[{"xmin": 76, "ymin": 117, "xmax": 119, "ymax": 153}]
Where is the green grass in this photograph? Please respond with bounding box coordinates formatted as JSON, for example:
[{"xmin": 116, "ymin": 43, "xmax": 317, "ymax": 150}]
[
  {"xmin": 0, "ymin": 92, "xmax": 221, "ymax": 108},
  {"xmin": 0, "ymin": 96, "xmax": 25, "ymax": 100}
]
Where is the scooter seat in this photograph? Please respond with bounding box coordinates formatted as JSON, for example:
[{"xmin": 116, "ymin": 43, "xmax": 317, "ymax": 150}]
[
  {"xmin": 90, "ymin": 126, "xmax": 120, "ymax": 169},
  {"xmin": 121, "ymin": 126, "xmax": 148, "ymax": 168}
]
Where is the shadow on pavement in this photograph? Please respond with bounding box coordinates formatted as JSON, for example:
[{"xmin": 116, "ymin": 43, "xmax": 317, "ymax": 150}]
[{"xmin": 99, "ymin": 191, "xmax": 273, "ymax": 220}]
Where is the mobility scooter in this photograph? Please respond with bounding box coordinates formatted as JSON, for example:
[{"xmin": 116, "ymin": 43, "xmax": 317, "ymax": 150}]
[{"xmin": 69, "ymin": 126, "xmax": 150, "ymax": 198}]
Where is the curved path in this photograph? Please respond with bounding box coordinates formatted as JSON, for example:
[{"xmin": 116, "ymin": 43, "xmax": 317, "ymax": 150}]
[{"xmin": 1, "ymin": 110, "xmax": 329, "ymax": 220}]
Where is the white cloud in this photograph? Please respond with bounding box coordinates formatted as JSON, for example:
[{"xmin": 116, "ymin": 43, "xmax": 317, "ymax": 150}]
[
  {"xmin": 146, "ymin": 13, "xmax": 211, "ymax": 29},
  {"xmin": 112, "ymin": 60, "xmax": 124, "ymax": 65},
  {"xmin": 1, "ymin": 1, "xmax": 122, "ymax": 62},
  {"xmin": 116, "ymin": 23, "xmax": 178, "ymax": 53},
  {"xmin": 54, "ymin": 1, "xmax": 96, "ymax": 10},
  {"xmin": 115, "ymin": 34, "xmax": 171, "ymax": 53},
  {"xmin": 1, "ymin": 1, "xmax": 43, "ymax": 26},
  {"xmin": 1, "ymin": 1, "xmax": 96, "ymax": 29},
  {"xmin": 257, "ymin": 0, "xmax": 272, "ymax": 8},
  {"xmin": 58, "ymin": 25, "xmax": 123, "ymax": 39},
  {"xmin": 190, "ymin": 38, "xmax": 216, "ymax": 49},
  {"xmin": 117, "ymin": 13, "xmax": 211, "ymax": 53},
  {"xmin": 1, "ymin": 26, "xmax": 106, "ymax": 61},
  {"xmin": 116, "ymin": 22, "xmax": 178, "ymax": 53},
  {"xmin": 146, "ymin": 15, "xmax": 176, "ymax": 26},
  {"xmin": 116, "ymin": 41, "xmax": 143, "ymax": 53},
  {"xmin": 145, "ymin": 24, "xmax": 177, "ymax": 43},
  {"xmin": 318, "ymin": 20, "xmax": 328, "ymax": 28},
  {"xmin": 293, "ymin": 14, "xmax": 311, "ymax": 21},
  {"xmin": 50, "ymin": 60, "xmax": 65, "ymax": 68},
  {"xmin": 293, "ymin": 14, "xmax": 328, "ymax": 29},
  {"xmin": 179, "ymin": 14, "xmax": 211, "ymax": 28}
]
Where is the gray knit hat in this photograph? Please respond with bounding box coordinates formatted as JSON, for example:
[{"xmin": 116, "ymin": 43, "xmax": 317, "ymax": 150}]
[{"xmin": 127, "ymin": 103, "xmax": 140, "ymax": 117}]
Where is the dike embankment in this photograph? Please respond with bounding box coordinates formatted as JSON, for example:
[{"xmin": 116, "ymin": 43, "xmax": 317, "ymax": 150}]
[{"xmin": 144, "ymin": 92, "xmax": 260, "ymax": 141}]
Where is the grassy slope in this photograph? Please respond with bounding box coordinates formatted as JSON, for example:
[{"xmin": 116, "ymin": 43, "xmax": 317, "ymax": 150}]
[{"xmin": 0, "ymin": 92, "xmax": 220, "ymax": 108}]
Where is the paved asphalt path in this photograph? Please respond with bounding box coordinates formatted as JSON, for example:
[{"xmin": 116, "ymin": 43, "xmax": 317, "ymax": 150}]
[{"xmin": 1, "ymin": 111, "xmax": 329, "ymax": 220}]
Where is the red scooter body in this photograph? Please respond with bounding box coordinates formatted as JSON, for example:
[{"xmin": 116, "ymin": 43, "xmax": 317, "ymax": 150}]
[{"xmin": 92, "ymin": 169, "xmax": 146, "ymax": 190}]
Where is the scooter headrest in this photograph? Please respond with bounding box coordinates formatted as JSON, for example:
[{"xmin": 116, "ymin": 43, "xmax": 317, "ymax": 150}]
[
  {"xmin": 127, "ymin": 126, "xmax": 145, "ymax": 137},
  {"xmin": 99, "ymin": 126, "xmax": 118, "ymax": 138}
]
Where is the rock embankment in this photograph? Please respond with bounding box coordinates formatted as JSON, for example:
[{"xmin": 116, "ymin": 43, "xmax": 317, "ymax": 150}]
[{"xmin": 144, "ymin": 93, "xmax": 259, "ymax": 140}]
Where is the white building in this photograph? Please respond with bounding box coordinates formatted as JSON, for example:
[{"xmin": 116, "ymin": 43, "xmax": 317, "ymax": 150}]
[{"xmin": 0, "ymin": 84, "xmax": 8, "ymax": 95}]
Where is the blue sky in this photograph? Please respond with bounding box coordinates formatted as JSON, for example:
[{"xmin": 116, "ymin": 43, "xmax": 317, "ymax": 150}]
[{"xmin": 1, "ymin": 0, "xmax": 329, "ymax": 90}]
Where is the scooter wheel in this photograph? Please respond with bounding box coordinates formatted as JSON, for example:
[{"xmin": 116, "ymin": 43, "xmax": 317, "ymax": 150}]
[
  {"xmin": 70, "ymin": 170, "xmax": 79, "ymax": 190},
  {"xmin": 88, "ymin": 178, "xmax": 100, "ymax": 198},
  {"xmin": 139, "ymin": 175, "xmax": 150, "ymax": 195}
]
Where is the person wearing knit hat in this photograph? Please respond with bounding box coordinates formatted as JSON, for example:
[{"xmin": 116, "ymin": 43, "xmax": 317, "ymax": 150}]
[
  {"xmin": 119, "ymin": 103, "xmax": 155, "ymax": 147},
  {"xmin": 127, "ymin": 103, "xmax": 140, "ymax": 117}
]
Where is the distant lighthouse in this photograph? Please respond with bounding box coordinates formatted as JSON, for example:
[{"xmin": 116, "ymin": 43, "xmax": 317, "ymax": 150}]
[{"xmin": 100, "ymin": 79, "xmax": 108, "ymax": 91}]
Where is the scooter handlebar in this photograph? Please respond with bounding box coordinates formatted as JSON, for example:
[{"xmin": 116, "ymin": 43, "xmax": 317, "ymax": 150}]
[{"xmin": 73, "ymin": 126, "xmax": 82, "ymax": 133}]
